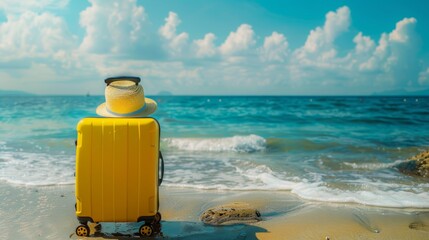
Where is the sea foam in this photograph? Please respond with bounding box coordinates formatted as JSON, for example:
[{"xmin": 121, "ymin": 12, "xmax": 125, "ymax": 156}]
[
  {"xmin": 292, "ymin": 182, "xmax": 429, "ymax": 208},
  {"xmin": 343, "ymin": 159, "xmax": 407, "ymax": 170},
  {"xmin": 163, "ymin": 134, "xmax": 266, "ymax": 153},
  {"xmin": 0, "ymin": 151, "xmax": 75, "ymax": 186},
  {"xmin": 161, "ymin": 152, "xmax": 429, "ymax": 208}
]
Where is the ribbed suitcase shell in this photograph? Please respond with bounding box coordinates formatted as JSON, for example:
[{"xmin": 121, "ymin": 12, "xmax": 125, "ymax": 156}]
[{"xmin": 75, "ymin": 118, "xmax": 160, "ymax": 223}]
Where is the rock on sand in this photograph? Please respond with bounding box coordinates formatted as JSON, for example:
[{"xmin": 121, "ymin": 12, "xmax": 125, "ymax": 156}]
[
  {"xmin": 397, "ymin": 150, "xmax": 429, "ymax": 178},
  {"xmin": 200, "ymin": 202, "xmax": 262, "ymax": 225}
]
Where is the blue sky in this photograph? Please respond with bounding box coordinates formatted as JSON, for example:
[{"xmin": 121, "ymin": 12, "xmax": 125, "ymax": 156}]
[{"xmin": 0, "ymin": 0, "xmax": 428, "ymax": 95}]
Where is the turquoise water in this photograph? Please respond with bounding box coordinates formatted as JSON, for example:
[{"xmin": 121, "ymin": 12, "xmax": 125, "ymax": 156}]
[{"xmin": 1, "ymin": 96, "xmax": 429, "ymax": 208}]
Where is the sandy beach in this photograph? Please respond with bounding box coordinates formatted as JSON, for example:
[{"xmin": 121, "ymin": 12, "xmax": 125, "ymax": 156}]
[{"xmin": 1, "ymin": 182, "xmax": 428, "ymax": 240}]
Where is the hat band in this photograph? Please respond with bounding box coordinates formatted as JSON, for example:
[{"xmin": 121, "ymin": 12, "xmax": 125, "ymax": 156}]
[{"xmin": 106, "ymin": 103, "xmax": 147, "ymax": 117}]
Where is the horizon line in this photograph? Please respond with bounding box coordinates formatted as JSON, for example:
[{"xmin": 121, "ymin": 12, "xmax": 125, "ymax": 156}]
[{"xmin": 1, "ymin": 94, "xmax": 429, "ymax": 97}]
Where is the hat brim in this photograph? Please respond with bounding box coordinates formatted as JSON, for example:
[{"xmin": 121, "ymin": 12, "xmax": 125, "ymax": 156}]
[{"xmin": 96, "ymin": 97, "xmax": 157, "ymax": 117}]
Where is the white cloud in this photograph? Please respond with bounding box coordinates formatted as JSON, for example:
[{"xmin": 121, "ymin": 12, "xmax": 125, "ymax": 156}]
[
  {"xmin": 389, "ymin": 17, "xmax": 417, "ymax": 43},
  {"xmin": 88, "ymin": 6, "xmax": 424, "ymax": 95},
  {"xmin": 0, "ymin": 9, "xmax": 97, "ymax": 94},
  {"xmin": 358, "ymin": 18, "xmax": 419, "ymax": 87},
  {"xmin": 288, "ymin": 5, "xmax": 423, "ymax": 93},
  {"xmin": 361, "ymin": 18, "xmax": 418, "ymax": 70},
  {"xmin": 219, "ymin": 24, "xmax": 255, "ymax": 55},
  {"xmin": 159, "ymin": 11, "xmax": 189, "ymax": 56},
  {"xmin": 79, "ymin": 0, "xmax": 147, "ymax": 54},
  {"xmin": 193, "ymin": 33, "xmax": 217, "ymax": 58},
  {"xmin": 0, "ymin": 0, "xmax": 69, "ymax": 14},
  {"xmin": 159, "ymin": 11, "xmax": 180, "ymax": 39},
  {"xmin": 301, "ymin": 6, "xmax": 350, "ymax": 55},
  {"xmin": 0, "ymin": 3, "xmax": 427, "ymax": 95},
  {"xmin": 0, "ymin": 11, "xmax": 76, "ymax": 60},
  {"xmin": 259, "ymin": 31, "xmax": 288, "ymax": 62},
  {"xmin": 292, "ymin": 6, "xmax": 351, "ymax": 73},
  {"xmin": 324, "ymin": 6, "xmax": 350, "ymax": 43},
  {"xmin": 353, "ymin": 32, "xmax": 375, "ymax": 54}
]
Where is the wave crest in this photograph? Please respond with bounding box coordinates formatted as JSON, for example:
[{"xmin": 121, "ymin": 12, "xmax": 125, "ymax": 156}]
[
  {"xmin": 343, "ymin": 160, "xmax": 407, "ymax": 170},
  {"xmin": 163, "ymin": 134, "xmax": 266, "ymax": 153},
  {"xmin": 0, "ymin": 151, "xmax": 74, "ymax": 186}
]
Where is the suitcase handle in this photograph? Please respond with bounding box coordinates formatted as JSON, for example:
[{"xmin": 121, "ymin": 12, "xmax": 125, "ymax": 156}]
[
  {"xmin": 105, "ymin": 76, "xmax": 141, "ymax": 86},
  {"xmin": 159, "ymin": 151, "xmax": 164, "ymax": 186}
]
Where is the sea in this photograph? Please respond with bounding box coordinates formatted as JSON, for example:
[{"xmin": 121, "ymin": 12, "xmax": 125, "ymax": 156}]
[{"xmin": 1, "ymin": 95, "xmax": 428, "ymax": 208}]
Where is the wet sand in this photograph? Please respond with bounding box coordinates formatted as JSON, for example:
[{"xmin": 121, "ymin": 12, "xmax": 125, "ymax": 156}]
[{"xmin": 1, "ymin": 182, "xmax": 428, "ymax": 239}]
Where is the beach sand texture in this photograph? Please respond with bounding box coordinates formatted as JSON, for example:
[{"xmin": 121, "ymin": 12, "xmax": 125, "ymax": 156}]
[{"xmin": 1, "ymin": 182, "xmax": 428, "ymax": 240}]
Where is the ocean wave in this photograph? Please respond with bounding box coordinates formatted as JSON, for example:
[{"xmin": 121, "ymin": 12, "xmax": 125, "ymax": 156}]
[
  {"xmin": 165, "ymin": 172, "xmax": 429, "ymax": 208},
  {"xmin": 343, "ymin": 159, "xmax": 407, "ymax": 170},
  {"xmin": 0, "ymin": 141, "xmax": 9, "ymax": 151},
  {"xmin": 2, "ymin": 147, "xmax": 429, "ymax": 208},
  {"xmin": 164, "ymin": 172, "xmax": 296, "ymax": 191},
  {"xmin": 0, "ymin": 151, "xmax": 75, "ymax": 186},
  {"xmin": 162, "ymin": 154, "xmax": 429, "ymax": 208},
  {"xmin": 163, "ymin": 134, "xmax": 266, "ymax": 153},
  {"xmin": 163, "ymin": 155, "xmax": 296, "ymax": 191}
]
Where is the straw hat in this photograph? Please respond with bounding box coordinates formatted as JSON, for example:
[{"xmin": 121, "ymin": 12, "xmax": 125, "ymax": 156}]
[{"xmin": 96, "ymin": 76, "xmax": 157, "ymax": 117}]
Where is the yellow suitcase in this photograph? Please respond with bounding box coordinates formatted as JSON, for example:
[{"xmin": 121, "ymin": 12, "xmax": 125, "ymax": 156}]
[{"xmin": 74, "ymin": 117, "xmax": 163, "ymax": 237}]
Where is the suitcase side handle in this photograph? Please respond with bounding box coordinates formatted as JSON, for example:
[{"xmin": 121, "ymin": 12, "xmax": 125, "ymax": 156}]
[
  {"xmin": 104, "ymin": 76, "xmax": 141, "ymax": 86},
  {"xmin": 159, "ymin": 151, "xmax": 164, "ymax": 186}
]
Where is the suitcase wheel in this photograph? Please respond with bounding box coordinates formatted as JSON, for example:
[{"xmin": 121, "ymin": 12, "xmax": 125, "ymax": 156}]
[
  {"xmin": 139, "ymin": 224, "xmax": 153, "ymax": 237},
  {"xmin": 76, "ymin": 224, "xmax": 90, "ymax": 237}
]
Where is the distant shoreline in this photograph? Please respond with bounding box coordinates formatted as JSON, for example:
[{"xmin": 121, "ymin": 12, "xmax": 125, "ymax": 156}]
[{"xmin": 0, "ymin": 90, "xmax": 35, "ymax": 96}]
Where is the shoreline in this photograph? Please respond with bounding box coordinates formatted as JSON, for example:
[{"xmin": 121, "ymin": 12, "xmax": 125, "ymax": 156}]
[{"xmin": 1, "ymin": 182, "xmax": 428, "ymax": 239}]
